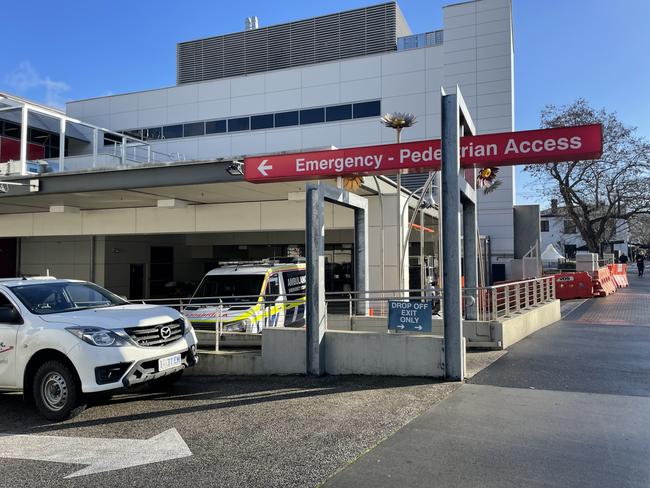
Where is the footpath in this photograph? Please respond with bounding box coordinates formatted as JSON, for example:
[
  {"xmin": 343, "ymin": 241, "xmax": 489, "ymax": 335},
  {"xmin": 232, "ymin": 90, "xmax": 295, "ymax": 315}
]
[{"xmin": 324, "ymin": 272, "xmax": 650, "ymax": 488}]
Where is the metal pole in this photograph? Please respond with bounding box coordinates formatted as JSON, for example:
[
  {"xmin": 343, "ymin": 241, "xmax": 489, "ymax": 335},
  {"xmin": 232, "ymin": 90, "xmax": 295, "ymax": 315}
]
[
  {"xmin": 59, "ymin": 118, "xmax": 66, "ymax": 172},
  {"xmin": 20, "ymin": 106, "xmax": 28, "ymax": 176},
  {"xmin": 396, "ymin": 129, "xmax": 403, "ymax": 294},
  {"xmin": 420, "ymin": 209, "xmax": 425, "ymax": 296},
  {"xmin": 306, "ymin": 183, "xmax": 326, "ymax": 375},
  {"xmin": 441, "ymin": 91, "xmax": 464, "ymax": 381},
  {"xmin": 92, "ymin": 129, "xmax": 98, "ymax": 168},
  {"xmin": 121, "ymin": 137, "xmax": 127, "ymax": 165}
]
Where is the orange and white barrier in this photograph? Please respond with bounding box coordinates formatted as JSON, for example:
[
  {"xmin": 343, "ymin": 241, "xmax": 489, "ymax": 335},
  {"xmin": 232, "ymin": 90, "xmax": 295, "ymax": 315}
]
[
  {"xmin": 607, "ymin": 264, "xmax": 629, "ymax": 288},
  {"xmin": 592, "ymin": 266, "xmax": 616, "ymax": 297}
]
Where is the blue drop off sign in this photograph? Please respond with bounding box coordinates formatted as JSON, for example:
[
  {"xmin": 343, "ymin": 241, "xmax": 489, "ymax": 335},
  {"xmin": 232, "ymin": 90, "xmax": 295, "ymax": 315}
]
[{"xmin": 388, "ymin": 300, "xmax": 433, "ymax": 333}]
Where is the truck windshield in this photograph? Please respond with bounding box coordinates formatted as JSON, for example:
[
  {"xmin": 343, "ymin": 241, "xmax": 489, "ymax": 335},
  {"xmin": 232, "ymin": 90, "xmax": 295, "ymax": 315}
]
[
  {"xmin": 10, "ymin": 282, "xmax": 128, "ymax": 315},
  {"xmin": 190, "ymin": 275, "xmax": 265, "ymax": 304}
]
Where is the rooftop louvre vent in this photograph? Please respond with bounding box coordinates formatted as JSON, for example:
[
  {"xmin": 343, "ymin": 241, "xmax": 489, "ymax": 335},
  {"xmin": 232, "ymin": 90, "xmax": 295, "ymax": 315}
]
[{"xmin": 177, "ymin": 2, "xmax": 405, "ymax": 84}]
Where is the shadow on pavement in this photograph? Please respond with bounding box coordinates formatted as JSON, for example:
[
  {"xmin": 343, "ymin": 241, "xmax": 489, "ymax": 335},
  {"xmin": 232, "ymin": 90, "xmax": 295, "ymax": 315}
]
[{"xmin": 0, "ymin": 375, "xmax": 441, "ymax": 434}]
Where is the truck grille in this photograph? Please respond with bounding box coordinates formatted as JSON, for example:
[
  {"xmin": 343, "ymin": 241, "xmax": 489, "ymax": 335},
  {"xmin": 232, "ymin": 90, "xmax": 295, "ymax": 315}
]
[{"xmin": 124, "ymin": 318, "xmax": 185, "ymax": 347}]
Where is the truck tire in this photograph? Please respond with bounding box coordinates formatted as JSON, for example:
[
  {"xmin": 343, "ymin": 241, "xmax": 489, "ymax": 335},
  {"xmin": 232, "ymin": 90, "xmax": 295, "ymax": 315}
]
[{"xmin": 32, "ymin": 360, "xmax": 86, "ymax": 421}]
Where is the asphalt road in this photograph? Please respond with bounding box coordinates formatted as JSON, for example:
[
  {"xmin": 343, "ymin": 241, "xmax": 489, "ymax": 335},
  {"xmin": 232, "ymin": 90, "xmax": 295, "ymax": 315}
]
[
  {"xmin": 0, "ymin": 375, "xmax": 458, "ymax": 487},
  {"xmin": 326, "ymin": 273, "xmax": 650, "ymax": 487}
]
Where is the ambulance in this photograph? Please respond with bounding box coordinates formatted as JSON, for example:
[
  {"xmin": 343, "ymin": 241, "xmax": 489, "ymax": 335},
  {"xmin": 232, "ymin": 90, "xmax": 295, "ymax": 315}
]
[{"xmin": 183, "ymin": 260, "xmax": 306, "ymax": 346}]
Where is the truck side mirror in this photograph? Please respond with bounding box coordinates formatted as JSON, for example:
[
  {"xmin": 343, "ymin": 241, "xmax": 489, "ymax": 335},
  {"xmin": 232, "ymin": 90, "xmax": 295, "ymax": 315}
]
[{"xmin": 0, "ymin": 306, "xmax": 23, "ymax": 325}]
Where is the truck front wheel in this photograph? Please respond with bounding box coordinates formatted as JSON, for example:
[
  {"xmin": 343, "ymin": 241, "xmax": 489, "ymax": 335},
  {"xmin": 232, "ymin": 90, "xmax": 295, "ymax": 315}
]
[{"xmin": 32, "ymin": 360, "xmax": 86, "ymax": 421}]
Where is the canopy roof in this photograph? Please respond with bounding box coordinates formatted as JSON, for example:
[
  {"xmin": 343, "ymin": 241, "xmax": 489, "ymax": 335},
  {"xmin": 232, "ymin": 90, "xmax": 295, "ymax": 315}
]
[{"xmin": 541, "ymin": 243, "xmax": 565, "ymax": 261}]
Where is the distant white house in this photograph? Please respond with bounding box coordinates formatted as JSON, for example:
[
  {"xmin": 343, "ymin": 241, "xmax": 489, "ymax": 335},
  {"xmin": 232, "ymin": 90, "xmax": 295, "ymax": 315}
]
[{"xmin": 540, "ymin": 199, "xmax": 630, "ymax": 258}]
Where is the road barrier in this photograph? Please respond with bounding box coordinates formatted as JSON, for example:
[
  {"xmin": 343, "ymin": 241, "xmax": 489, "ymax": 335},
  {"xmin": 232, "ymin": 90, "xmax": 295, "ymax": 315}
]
[
  {"xmin": 607, "ymin": 264, "xmax": 629, "ymax": 288},
  {"xmin": 592, "ymin": 266, "xmax": 616, "ymax": 297},
  {"xmin": 554, "ymin": 272, "xmax": 594, "ymax": 300}
]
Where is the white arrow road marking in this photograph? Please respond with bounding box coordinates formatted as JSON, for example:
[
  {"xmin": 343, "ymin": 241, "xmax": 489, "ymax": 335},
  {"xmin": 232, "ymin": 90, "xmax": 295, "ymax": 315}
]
[
  {"xmin": 0, "ymin": 428, "xmax": 192, "ymax": 478},
  {"xmin": 257, "ymin": 159, "xmax": 273, "ymax": 176}
]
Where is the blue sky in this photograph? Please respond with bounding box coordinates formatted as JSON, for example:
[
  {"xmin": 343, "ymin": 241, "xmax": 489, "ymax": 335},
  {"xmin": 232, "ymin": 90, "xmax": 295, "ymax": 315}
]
[{"xmin": 2, "ymin": 0, "xmax": 648, "ymax": 204}]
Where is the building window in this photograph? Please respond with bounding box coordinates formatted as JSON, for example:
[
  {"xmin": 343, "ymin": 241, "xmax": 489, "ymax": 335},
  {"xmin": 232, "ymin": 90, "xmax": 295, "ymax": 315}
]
[
  {"xmin": 119, "ymin": 99, "xmax": 381, "ymax": 141},
  {"xmin": 228, "ymin": 117, "xmax": 250, "ymax": 132},
  {"xmin": 563, "ymin": 220, "xmax": 577, "ymax": 234},
  {"xmin": 274, "ymin": 111, "xmax": 299, "ymax": 128},
  {"xmin": 353, "ymin": 100, "xmax": 381, "ymax": 119},
  {"xmin": 143, "ymin": 127, "xmax": 162, "ymax": 140},
  {"xmin": 251, "ymin": 114, "xmax": 274, "ymax": 130},
  {"xmin": 326, "ymin": 104, "xmax": 352, "ymax": 122},
  {"xmin": 564, "ymin": 244, "xmax": 577, "ymax": 259},
  {"xmin": 162, "ymin": 125, "xmax": 183, "ymax": 139},
  {"xmin": 205, "ymin": 120, "xmax": 227, "ymax": 134},
  {"xmin": 300, "ymin": 108, "xmax": 325, "ymax": 125},
  {"xmin": 183, "ymin": 122, "xmax": 205, "ymax": 137},
  {"xmin": 541, "ymin": 220, "xmax": 549, "ymax": 232}
]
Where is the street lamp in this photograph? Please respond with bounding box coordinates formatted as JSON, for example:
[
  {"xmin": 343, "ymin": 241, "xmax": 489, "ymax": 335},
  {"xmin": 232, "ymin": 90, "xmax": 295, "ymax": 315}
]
[{"xmin": 380, "ymin": 112, "xmax": 417, "ymax": 292}]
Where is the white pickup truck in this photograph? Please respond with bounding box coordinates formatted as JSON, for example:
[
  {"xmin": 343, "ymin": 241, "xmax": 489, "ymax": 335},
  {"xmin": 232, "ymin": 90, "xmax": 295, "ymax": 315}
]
[{"xmin": 0, "ymin": 278, "xmax": 198, "ymax": 420}]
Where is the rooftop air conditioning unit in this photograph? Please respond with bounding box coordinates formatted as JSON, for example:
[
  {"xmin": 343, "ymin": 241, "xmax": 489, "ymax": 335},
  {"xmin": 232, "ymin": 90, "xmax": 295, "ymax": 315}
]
[{"xmin": 245, "ymin": 16, "xmax": 259, "ymax": 31}]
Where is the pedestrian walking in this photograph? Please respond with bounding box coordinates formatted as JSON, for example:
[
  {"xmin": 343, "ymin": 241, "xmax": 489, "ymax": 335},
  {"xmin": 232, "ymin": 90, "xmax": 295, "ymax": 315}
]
[{"xmin": 636, "ymin": 253, "xmax": 645, "ymax": 277}]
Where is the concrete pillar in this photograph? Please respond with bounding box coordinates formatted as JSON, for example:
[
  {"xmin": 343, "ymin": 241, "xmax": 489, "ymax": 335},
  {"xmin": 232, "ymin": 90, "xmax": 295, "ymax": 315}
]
[{"xmin": 354, "ymin": 207, "xmax": 368, "ymax": 315}]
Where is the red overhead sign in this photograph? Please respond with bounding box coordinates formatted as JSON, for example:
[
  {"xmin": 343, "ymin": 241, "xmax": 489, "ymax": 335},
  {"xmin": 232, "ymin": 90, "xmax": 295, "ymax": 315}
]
[{"xmin": 244, "ymin": 124, "xmax": 602, "ymax": 183}]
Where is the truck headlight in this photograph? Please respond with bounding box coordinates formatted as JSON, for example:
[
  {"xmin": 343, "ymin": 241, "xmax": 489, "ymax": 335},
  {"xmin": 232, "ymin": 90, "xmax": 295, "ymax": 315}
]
[
  {"xmin": 224, "ymin": 318, "xmax": 251, "ymax": 332},
  {"xmin": 66, "ymin": 327, "xmax": 128, "ymax": 347}
]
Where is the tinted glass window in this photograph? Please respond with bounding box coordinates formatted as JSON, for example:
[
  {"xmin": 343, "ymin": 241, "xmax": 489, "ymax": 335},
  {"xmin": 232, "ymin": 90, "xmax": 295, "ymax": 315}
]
[
  {"xmin": 282, "ymin": 270, "xmax": 307, "ymax": 298},
  {"xmin": 163, "ymin": 125, "xmax": 183, "ymax": 139},
  {"xmin": 183, "ymin": 122, "xmax": 205, "ymax": 137},
  {"xmin": 300, "ymin": 108, "xmax": 325, "ymax": 125},
  {"xmin": 228, "ymin": 117, "xmax": 250, "ymax": 132},
  {"xmin": 541, "ymin": 220, "xmax": 549, "ymax": 232},
  {"xmin": 326, "ymin": 104, "xmax": 352, "ymax": 122},
  {"xmin": 251, "ymin": 114, "xmax": 274, "ymax": 130},
  {"xmin": 2, "ymin": 121, "xmax": 20, "ymax": 138},
  {"xmin": 274, "ymin": 111, "xmax": 299, "ymax": 128},
  {"xmin": 353, "ymin": 100, "xmax": 381, "ymax": 119},
  {"xmin": 10, "ymin": 282, "xmax": 127, "ymax": 315},
  {"xmin": 190, "ymin": 275, "xmax": 265, "ymax": 304},
  {"xmin": 205, "ymin": 120, "xmax": 227, "ymax": 134},
  {"xmin": 144, "ymin": 127, "xmax": 162, "ymax": 140}
]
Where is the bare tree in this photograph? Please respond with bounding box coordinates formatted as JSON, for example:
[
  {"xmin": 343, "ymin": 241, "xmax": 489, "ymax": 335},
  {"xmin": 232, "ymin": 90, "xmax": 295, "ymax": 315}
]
[{"xmin": 525, "ymin": 99, "xmax": 650, "ymax": 253}]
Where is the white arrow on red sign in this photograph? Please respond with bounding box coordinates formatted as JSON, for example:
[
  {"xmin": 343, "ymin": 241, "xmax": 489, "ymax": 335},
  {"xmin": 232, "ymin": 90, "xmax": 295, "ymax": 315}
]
[
  {"xmin": 257, "ymin": 159, "xmax": 273, "ymax": 176},
  {"xmin": 243, "ymin": 124, "xmax": 602, "ymax": 183}
]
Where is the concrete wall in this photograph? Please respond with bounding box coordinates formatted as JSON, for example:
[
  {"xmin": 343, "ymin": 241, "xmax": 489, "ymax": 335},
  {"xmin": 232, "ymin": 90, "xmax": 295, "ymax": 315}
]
[
  {"xmin": 325, "ymin": 330, "xmax": 444, "ymax": 377},
  {"xmin": 189, "ymin": 327, "xmax": 444, "ymax": 378},
  {"xmin": 0, "ymin": 200, "xmax": 355, "ymax": 238},
  {"xmin": 513, "ymin": 205, "xmax": 541, "ymax": 259},
  {"xmin": 19, "ymin": 236, "xmax": 96, "ymax": 281},
  {"xmin": 495, "ymin": 299, "xmax": 561, "ymax": 348},
  {"xmin": 443, "ymin": 0, "xmax": 515, "ymax": 262}
]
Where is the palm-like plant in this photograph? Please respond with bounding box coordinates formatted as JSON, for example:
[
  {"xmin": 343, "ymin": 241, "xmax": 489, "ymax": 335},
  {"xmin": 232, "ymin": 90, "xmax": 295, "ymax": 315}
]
[{"xmin": 380, "ymin": 112, "xmax": 417, "ymax": 143}]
